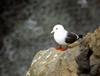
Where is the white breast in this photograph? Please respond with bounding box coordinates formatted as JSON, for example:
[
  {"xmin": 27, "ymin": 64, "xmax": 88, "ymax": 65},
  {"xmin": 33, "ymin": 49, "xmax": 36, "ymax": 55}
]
[{"xmin": 54, "ymin": 30, "xmax": 68, "ymax": 45}]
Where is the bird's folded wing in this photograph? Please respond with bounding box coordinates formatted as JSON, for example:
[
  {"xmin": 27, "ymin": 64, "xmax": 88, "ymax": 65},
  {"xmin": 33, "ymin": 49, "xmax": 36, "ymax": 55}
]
[{"xmin": 65, "ymin": 32, "xmax": 78, "ymax": 43}]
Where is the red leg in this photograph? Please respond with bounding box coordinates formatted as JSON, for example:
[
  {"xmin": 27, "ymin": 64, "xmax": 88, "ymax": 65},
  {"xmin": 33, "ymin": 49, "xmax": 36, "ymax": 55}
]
[{"xmin": 55, "ymin": 45, "xmax": 68, "ymax": 51}]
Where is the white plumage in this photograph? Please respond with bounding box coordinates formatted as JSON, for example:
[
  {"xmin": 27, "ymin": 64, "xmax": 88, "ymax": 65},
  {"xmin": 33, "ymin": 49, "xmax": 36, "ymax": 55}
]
[{"xmin": 51, "ymin": 24, "xmax": 79, "ymax": 46}]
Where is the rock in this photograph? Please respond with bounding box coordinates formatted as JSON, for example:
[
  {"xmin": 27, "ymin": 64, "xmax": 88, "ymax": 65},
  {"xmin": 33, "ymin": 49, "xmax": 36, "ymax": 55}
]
[
  {"xmin": 76, "ymin": 45, "xmax": 100, "ymax": 76},
  {"xmin": 76, "ymin": 27, "xmax": 100, "ymax": 76},
  {"xmin": 26, "ymin": 47, "xmax": 80, "ymax": 76},
  {"xmin": 75, "ymin": 46, "xmax": 92, "ymax": 76},
  {"xmin": 90, "ymin": 64, "xmax": 100, "ymax": 76},
  {"xmin": 82, "ymin": 27, "xmax": 100, "ymax": 56},
  {"xmin": 81, "ymin": 27, "xmax": 100, "ymax": 65}
]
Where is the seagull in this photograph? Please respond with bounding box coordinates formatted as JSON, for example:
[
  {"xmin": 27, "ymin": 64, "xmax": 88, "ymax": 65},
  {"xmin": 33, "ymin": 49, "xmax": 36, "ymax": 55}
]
[{"xmin": 51, "ymin": 24, "xmax": 82, "ymax": 51}]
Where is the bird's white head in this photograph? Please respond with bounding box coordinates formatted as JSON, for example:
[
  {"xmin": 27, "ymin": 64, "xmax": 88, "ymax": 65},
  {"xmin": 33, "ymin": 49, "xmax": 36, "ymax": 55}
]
[{"xmin": 51, "ymin": 24, "xmax": 65, "ymax": 34}]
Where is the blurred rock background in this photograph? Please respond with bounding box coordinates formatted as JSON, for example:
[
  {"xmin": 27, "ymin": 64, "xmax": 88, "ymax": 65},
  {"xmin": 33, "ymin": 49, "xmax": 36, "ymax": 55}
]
[{"xmin": 0, "ymin": 0, "xmax": 100, "ymax": 76}]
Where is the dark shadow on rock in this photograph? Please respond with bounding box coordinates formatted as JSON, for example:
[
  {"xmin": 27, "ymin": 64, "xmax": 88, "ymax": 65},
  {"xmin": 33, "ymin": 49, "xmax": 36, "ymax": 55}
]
[
  {"xmin": 76, "ymin": 46, "xmax": 93, "ymax": 75},
  {"xmin": 76, "ymin": 45, "xmax": 100, "ymax": 76}
]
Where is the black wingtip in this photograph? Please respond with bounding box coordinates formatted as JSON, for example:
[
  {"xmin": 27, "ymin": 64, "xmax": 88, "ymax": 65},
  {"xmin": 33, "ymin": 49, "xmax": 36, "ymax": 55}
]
[{"xmin": 78, "ymin": 34, "xmax": 83, "ymax": 38}]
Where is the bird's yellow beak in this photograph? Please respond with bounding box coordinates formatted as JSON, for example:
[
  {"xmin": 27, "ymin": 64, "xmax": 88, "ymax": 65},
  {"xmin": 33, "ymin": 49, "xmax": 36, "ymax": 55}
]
[{"xmin": 51, "ymin": 30, "xmax": 54, "ymax": 34}]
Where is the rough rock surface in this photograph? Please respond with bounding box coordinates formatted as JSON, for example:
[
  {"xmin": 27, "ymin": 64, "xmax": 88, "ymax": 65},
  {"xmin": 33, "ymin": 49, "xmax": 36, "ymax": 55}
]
[
  {"xmin": 76, "ymin": 27, "xmax": 100, "ymax": 76},
  {"xmin": 81, "ymin": 27, "xmax": 100, "ymax": 65},
  {"xmin": 26, "ymin": 47, "xmax": 80, "ymax": 76}
]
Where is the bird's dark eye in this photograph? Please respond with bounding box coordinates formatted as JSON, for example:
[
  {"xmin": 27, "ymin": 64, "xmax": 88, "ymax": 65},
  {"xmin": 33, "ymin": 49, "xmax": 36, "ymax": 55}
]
[{"xmin": 56, "ymin": 28, "xmax": 58, "ymax": 30}]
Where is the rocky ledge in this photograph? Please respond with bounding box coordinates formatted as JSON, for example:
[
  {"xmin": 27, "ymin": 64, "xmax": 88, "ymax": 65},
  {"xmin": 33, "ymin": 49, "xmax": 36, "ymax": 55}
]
[
  {"xmin": 26, "ymin": 47, "xmax": 80, "ymax": 76},
  {"xmin": 26, "ymin": 27, "xmax": 100, "ymax": 76}
]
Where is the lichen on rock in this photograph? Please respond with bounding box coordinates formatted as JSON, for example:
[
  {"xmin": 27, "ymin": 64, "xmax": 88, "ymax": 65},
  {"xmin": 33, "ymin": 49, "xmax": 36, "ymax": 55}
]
[{"xmin": 26, "ymin": 47, "xmax": 80, "ymax": 76}]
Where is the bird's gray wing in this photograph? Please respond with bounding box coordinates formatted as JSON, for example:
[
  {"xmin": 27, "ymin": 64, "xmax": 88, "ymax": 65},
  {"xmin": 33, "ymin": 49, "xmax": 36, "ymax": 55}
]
[{"xmin": 65, "ymin": 32, "xmax": 78, "ymax": 43}]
